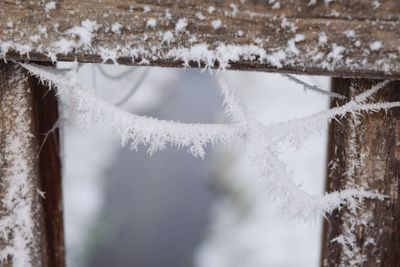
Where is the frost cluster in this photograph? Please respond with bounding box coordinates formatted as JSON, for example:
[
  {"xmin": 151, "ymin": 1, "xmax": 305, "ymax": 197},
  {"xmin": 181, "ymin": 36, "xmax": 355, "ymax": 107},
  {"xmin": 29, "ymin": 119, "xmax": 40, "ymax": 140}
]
[{"xmin": 44, "ymin": 1, "xmax": 56, "ymax": 13}]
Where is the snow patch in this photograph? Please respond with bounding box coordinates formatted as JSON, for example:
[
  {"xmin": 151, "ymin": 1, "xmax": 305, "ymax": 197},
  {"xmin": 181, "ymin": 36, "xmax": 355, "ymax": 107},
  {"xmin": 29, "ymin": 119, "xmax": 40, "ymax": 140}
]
[
  {"xmin": 196, "ymin": 12, "xmax": 206, "ymax": 20},
  {"xmin": 211, "ymin": 19, "xmax": 222, "ymax": 30},
  {"xmin": 344, "ymin": 30, "xmax": 356, "ymax": 39},
  {"xmin": 44, "ymin": 1, "xmax": 56, "ymax": 12},
  {"xmin": 175, "ymin": 18, "xmax": 188, "ymax": 32},
  {"xmin": 208, "ymin": 6, "xmax": 216, "ymax": 14},
  {"xmin": 111, "ymin": 23, "xmax": 122, "ymax": 35},
  {"xmin": 54, "ymin": 38, "xmax": 75, "ymax": 55},
  {"xmin": 370, "ymin": 41, "xmax": 383, "ymax": 51},
  {"xmin": 146, "ymin": 18, "xmax": 157, "ymax": 28},
  {"xmin": 66, "ymin": 19, "xmax": 97, "ymax": 47},
  {"xmin": 143, "ymin": 6, "xmax": 151, "ymax": 13},
  {"xmin": 162, "ymin": 31, "xmax": 174, "ymax": 44},
  {"xmin": 230, "ymin": 4, "xmax": 239, "ymax": 16},
  {"xmin": 318, "ymin": 32, "xmax": 328, "ymax": 45},
  {"xmin": 328, "ymin": 44, "xmax": 346, "ymax": 61}
]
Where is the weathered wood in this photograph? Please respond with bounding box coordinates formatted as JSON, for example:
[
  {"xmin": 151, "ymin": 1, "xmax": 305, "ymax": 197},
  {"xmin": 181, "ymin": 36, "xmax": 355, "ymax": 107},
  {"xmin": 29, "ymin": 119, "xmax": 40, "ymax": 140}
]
[
  {"xmin": 0, "ymin": 62, "xmax": 44, "ymax": 266},
  {"xmin": 30, "ymin": 68, "xmax": 65, "ymax": 267},
  {"xmin": 0, "ymin": 62, "xmax": 64, "ymax": 267},
  {"xmin": 1, "ymin": 0, "xmax": 400, "ymax": 79},
  {"xmin": 322, "ymin": 78, "xmax": 400, "ymax": 266}
]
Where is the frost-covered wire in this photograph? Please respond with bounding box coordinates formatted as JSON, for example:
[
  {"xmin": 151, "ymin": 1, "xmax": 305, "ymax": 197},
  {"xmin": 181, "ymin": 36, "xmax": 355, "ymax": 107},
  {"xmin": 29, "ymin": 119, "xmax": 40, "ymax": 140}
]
[
  {"xmin": 353, "ymin": 80, "xmax": 391, "ymax": 103},
  {"xmin": 267, "ymin": 93, "xmax": 400, "ymax": 148},
  {"xmin": 281, "ymin": 73, "xmax": 346, "ymax": 99},
  {"xmin": 20, "ymin": 63, "xmax": 400, "ymax": 221},
  {"xmin": 21, "ymin": 63, "xmax": 246, "ymax": 158},
  {"xmin": 217, "ymin": 75, "xmax": 247, "ymax": 123}
]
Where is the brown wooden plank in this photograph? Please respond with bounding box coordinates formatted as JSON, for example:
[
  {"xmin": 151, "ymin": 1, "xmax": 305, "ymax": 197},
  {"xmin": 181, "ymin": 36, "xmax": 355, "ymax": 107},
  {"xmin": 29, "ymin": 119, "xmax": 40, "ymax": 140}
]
[
  {"xmin": 30, "ymin": 66, "xmax": 65, "ymax": 267},
  {"xmin": 0, "ymin": 62, "xmax": 44, "ymax": 267},
  {"xmin": 322, "ymin": 78, "xmax": 400, "ymax": 266},
  {"xmin": 1, "ymin": 0, "xmax": 400, "ymax": 79},
  {"xmin": 0, "ymin": 62, "xmax": 64, "ymax": 266}
]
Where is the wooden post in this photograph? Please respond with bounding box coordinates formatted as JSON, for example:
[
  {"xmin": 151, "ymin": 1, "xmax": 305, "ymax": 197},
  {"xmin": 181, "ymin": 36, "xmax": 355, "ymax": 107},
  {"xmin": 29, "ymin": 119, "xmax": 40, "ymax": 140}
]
[
  {"xmin": 0, "ymin": 62, "xmax": 64, "ymax": 266},
  {"xmin": 322, "ymin": 78, "xmax": 400, "ymax": 266},
  {"xmin": 30, "ymin": 64, "xmax": 65, "ymax": 267}
]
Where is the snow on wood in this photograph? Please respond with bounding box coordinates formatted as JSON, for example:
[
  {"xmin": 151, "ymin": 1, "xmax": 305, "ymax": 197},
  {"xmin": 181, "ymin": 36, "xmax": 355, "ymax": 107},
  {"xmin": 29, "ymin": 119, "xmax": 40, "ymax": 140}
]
[
  {"xmin": 0, "ymin": 63, "xmax": 43, "ymax": 267},
  {"xmin": 1, "ymin": 1, "xmax": 399, "ymax": 79},
  {"xmin": 323, "ymin": 78, "xmax": 400, "ymax": 266}
]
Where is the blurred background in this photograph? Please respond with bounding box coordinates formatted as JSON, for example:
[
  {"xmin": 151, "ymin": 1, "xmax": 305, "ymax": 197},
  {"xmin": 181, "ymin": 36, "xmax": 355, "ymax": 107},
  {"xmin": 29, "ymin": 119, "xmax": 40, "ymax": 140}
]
[{"xmin": 60, "ymin": 63, "xmax": 330, "ymax": 267}]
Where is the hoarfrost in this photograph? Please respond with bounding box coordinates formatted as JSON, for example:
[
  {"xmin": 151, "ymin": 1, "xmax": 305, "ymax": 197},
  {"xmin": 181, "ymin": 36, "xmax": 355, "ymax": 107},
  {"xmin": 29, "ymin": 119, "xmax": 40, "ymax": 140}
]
[
  {"xmin": 196, "ymin": 12, "xmax": 206, "ymax": 20},
  {"xmin": 66, "ymin": 19, "xmax": 97, "ymax": 47},
  {"xmin": 0, "ymin": 66, "xmax": 41, "ymax": 267},
  {"xmin": 318, "ymin": 32, "xmax": 328, "ymax": 45},
  {"xmin": 211, "ymin": 19, "xmax": 222, "ymax": 30},
  {"xmin": 44, "ymin": 1, "xmax": 56, "ymax": 12},
  {"xmin": 146, "ymin": 18, "xmax": 157, "ymax": 28},
  {"xmin": 143, "ymin": 6, "xmax": 151, "ymax": 13},
  {"xmin": 344, "ymin": 30, "xmax": 356, "ymax": 39},
  {"xmin": 162, "ymin": 31, "xmax": 174, "ymax": 44},
  {"xmin": 175, "ymin": 18, "xmax": 188, "ymax": 32},
  {"xmin": 111, "ymin": 23, "xmax": 122, "ymax": 34},
  {"xmin": 20, "ymin": 63, "xmax": 399, "ymax": 221},
  {"xmin": 369, "ymin": 41, "xmax": 383, "ymax": 51}
]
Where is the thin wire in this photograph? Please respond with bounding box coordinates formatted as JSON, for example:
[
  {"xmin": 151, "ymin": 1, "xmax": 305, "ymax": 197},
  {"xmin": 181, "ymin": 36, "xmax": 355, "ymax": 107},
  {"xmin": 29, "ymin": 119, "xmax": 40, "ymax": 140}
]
[
  {"xmin": 113, "ymin": 68, "xmax": 150, "ymax": 106},
  {"xmin": 37, "ymin": 118, "xmax": 60, "ymax": 157},
  {"xmin": 92, "ymin": 64, "xmax": 98, "ymax": 93},
  {"xmin": 96, "ymin": 65, "xmax": 137, "ymax": 80},
  {"xmin": 281, "ymin": 73, "xmax": 347, "ymax": 99}
]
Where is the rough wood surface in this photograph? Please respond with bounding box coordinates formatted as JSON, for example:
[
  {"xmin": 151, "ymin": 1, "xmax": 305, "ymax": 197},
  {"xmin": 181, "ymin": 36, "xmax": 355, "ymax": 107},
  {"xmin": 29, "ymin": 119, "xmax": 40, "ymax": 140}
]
[
  {"xmin": 1, "ymin": 0, "xmax": 400, "ymax": 79},
  {"xmin": 30, "ymin": 68, "xmax": 65, "ymax": 267},
  {"xmin": 322, "ymin": 78, "xmax": 400, "ymax": 266},
  {"xmin": 0, "ymin": 62, "xmax": 64, "ymax": 267},
  {"xmin": 0, "ymin": 62, "xmax": 44, "ymax": 266}
]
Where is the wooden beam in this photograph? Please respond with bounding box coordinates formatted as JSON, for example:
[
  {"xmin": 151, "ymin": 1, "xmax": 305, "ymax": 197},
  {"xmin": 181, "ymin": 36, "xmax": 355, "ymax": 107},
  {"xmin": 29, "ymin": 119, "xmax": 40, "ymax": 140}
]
[
  {"xmin": 322, "ymin": 78, "xmax": 400, "ymax": 266},
  {"xmin": 1, "ymin": 1, "xmax": 400, "ymax": 79},
  {"xmin": 0, "ymin": 62, "xmax": 64, "ymax": 267}
]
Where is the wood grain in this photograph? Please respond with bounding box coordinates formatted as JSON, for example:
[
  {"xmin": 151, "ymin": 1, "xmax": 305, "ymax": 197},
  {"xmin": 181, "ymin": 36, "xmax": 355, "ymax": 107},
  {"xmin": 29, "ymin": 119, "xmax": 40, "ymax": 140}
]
[
  {"xmin": 0, "ymin": 62, "xmax": 64, "ymax": 267},
  {"xmin": 30, "ymin": 66, "xmax": 65, "ymax": 267},
  {"xmin": 0, "ymin": 62, "xmax": 44, "ymax": 266},
  {"xmin": 1, "ymin": 0, "xmax": 400, "ymax": 78},
  {"xmin": 322, "ymin": 78, "xmax": 400, "ymax": 266}
]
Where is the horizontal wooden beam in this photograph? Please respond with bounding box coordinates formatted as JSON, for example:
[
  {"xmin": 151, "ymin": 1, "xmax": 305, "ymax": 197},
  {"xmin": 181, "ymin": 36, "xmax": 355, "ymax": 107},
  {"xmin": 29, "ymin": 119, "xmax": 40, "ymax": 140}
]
[{"xmin": 1, "ymin": 0, "xmax": 400, "ymax": 79}]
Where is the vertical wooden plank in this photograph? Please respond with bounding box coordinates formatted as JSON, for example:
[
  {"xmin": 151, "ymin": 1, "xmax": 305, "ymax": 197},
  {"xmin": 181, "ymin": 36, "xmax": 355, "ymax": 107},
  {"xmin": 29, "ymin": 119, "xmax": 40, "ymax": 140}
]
[
  {"xmin": 30, "ymin": 66, "xmax": 65, "ymax": 267},
  {"xmin": 322, "ymin": 78, "xmax": 400, "ymax": 266},
  {"xmin": 0, "ymin": 62, "xmax": 44, "ymax": 267},
  {"xmin": 0, "ymin": 62, "xmax": 64, "ymax": 267}
]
